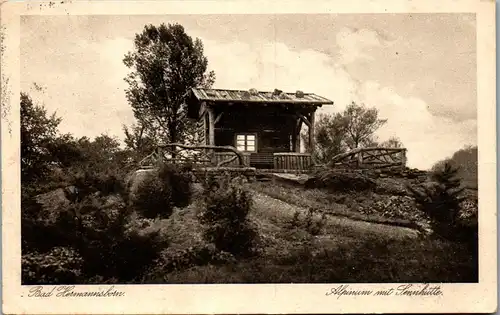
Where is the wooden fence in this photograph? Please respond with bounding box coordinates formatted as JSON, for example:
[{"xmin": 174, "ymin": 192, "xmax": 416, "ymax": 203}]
[
  {"xmin": 329, "ymin": 147, "xmax": 407, "ymax": 169},
  {"xmin": 214, "ymin": 152, "xmax": 251, "ymax": 167},
  {"xmin": 138, "ymin": 144, "xmax": 247, "ymax": 168},
  {"xmin": 273, "ymin": 153, "xmax": 313, "ymax": 171}
]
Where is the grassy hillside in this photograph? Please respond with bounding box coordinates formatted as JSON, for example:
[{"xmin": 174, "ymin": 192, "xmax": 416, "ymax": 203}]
[
  {"xmin": 141, "ymin": 181, "xmax": 476, "ymax": 283},
  {"xmin": 23, "ymin": 163, "xmax": 478, "ymax": 284}
]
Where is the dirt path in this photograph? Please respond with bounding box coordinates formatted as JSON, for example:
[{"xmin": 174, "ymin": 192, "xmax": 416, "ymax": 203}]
[{"xmin": 250, "ymin": 190, "xmax": 419, "ymax": 240}]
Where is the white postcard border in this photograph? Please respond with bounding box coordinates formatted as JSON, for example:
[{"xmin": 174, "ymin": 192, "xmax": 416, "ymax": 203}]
[{"xmin": 1, "ymin": 1, "xmax": 496, "ymax": 314}]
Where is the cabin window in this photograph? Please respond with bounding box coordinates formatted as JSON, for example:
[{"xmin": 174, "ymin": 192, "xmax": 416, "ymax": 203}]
[{"xmin": 236, "ymin": 134, "xmax": 256, "ymax": 152}]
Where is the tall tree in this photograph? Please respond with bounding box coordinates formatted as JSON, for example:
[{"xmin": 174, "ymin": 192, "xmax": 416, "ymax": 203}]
[
  {"xmin": 341, "ymin": 102, "xmax": 387, "ymax": 150},
  {"xmin": 123, "ymin": 23, "xmax": 215, "ymax": 147},
  {"xmin": 311, "ymin": 102, "xmax": 387, "ymax": 163},
  {"xmin": 21, "ymin": 93, "xmax": 62, "ymax": 183},
  {"xmin": 309, "ymin": 113, "xmax": 348, "ymax": 163}
]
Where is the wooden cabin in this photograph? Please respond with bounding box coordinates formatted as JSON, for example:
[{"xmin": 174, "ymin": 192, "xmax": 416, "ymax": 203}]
[{"xmin": 186, "ymin": 88, "xmax": 334, "ymax": 171}]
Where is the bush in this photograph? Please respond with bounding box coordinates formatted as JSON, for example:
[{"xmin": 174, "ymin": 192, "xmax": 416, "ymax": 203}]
[
  {"xmin": 71, "ymin": 169, "xmax": 127, "ymax": 198},
  {"xmin": 131, "ymin": 163, "xmax": 193, "ymax": 218},
  {"xmin": 156, "ymin": 236, "xmax": 477, "ymax": 284},
  {"xmin": 407, "ymin": 162, "xmax": 476, "ymax": 244},
  {"xmin": 157, "ymin": 162, "xmax": 193, "ymax": 208},
  {"xmin": 74, "ymin": 195, "xmax": 168, "ymax": 282},
  {"xmin": 132, "ymin": 172, "xmax": 174, "ymax": 218},
  {"xmin": 22, "ymin": 193, "xmax": 168, "ymax": 284},
  {"xmin": 288, "ymin": 208, "xmax": 327, "ymax": 236},
  {"xmin": 21, "ymin": 194, "xmax": 80, "ymax": 253},
  {"xmin": 22, "ymin": 247, "xmax": 84, "ymax": 285},
  {"xmin": 199, "ymin": 175, "xmax": 259, "ymax": 257},
  {"xmin": 141, "ymin": 244, "xmax": 237, "ymax": 283}
]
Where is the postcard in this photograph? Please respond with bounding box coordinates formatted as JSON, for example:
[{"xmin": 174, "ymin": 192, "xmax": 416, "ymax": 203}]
[{"xmin": 1, "ymin": 0, "xmax": 496, "ymax": 314}]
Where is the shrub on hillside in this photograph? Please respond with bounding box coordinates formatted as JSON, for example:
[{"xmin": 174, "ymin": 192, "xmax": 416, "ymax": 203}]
[
  {"xmin": 199, "ymin": 175, "xmax": 259, "ymax": 257},
  {"xmin": 288, "ymin": 208, "xmax": 327, "ymax": 236},
  {"xmin": 22, "ymin": 193, "xmax": 168, "ymax": 284},
  {"xmin": 76, "ymin": 195, "xmax": 168, "ymax": 282},
  {"xmin": 407, "ymin": 162, "xmax": 476, "ymax": 244},
  {"xmin": 131, "ymin": 163, "xmax": 193, "ymax": 218},
  {"xmin": 432, "ymin": 145, "xmax": 477, "ymax": 189},
  {"xmin": 140, "ymin": 243, "xmax": 237, "ymax": 283},
  {"xmin": 72, "ymin": 169, "xmax": 127, "ymax": 198},
  {"xmin": 22, "ymin": 247, "xmax": 84, "ymax": 285},
  {"xmin": 158, "ymin": 162, "xmax": 193, "ymax": 208},
  {"xmin": 157, "ymin": 236, "xmax": 477, "ymax": 283},
  {"xmin": 132, "ymin": 172, "xmax": 174, "ymax": 218},
  {"xmin": 22, "ymin": 193, "xmax": 80, "ymax": 253}
]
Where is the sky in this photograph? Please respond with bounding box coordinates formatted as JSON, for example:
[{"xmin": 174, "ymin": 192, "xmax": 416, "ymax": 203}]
[{"xmin": 20, "ymin": 14, "xmax": 477, "ymax": 169}]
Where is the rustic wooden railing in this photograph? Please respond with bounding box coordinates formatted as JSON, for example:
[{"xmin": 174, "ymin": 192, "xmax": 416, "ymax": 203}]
[
  {"xmin": 273, "ymin": 153, "xmax": 313, "ymax": 171},
  {"xmin": 138, "ymin": 143, "xmax": 247, "ymax": 168},
  {"xmin": 329, "ymin": 147, "xmax": 407, "ymax": 169},
  {"xmin": 214, "ymin": 152, "xmax": 251, "ymax": 167}
]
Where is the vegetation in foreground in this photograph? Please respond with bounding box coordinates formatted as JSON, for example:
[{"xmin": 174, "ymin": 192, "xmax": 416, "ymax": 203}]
[{"xmin": 23, "ymin": 160, "xmax": 478, "ymax": 284}]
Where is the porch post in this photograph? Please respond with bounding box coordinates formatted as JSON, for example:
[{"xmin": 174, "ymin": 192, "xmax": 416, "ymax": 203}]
[
  {"xmin": 198, "ymin": 101, "xmax": 206, "ymax": 145},
  {"xmin": 207, "ymin": 106, "xmax": 216, "ymax": 163},
  {"xmin": 308, "ymin": 111, "xmax": 315, "ymax": 154},
  {"xmin": 296, "ymin": 120, "xmax": 302, "ymax": 153},
  {"xmin": 207, "ymin": 106, "xmax": 215, "ymax": 146}
]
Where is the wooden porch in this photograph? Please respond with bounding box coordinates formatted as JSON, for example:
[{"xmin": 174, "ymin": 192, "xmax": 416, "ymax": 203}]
[
  {"xmin": 214, "ymin": 152, "xmax": 313, "ymax": 171},
  {"xmin": 137, "ymin": 145, "xmax": 408, "ymax": 179},
  {"xmin": 138, "ymin": 144, "xmax": 315, "ymax": 172}
]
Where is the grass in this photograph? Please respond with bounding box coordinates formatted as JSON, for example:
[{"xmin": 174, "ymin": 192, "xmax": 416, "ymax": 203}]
[
  {"xmin": 250, "ymin": 190, "xmax": 418, "ymax": 240},
  {"xmin": 250, "ymin": 181, "xmax": 424, "ymax": 230},
  {"xmin": 139, "ymin": 182, "xmax": 477, "ymax": 284},
  {"xmin": 156, "ymin": 237, "xmax": 477, "ymax": 284}
]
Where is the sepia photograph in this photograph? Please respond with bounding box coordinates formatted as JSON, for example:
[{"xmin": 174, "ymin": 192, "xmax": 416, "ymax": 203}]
[{"xmin": 1, "ymin": 0, "xmax": 496, "ymax": 314}]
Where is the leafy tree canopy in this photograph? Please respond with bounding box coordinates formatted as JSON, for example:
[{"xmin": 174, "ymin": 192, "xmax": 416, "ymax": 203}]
[
  {"xmin": 379, "ymin": 136, "xmax": 404, "ymax": 148},
  {"xmin": 342, "ymin": 102, "xmax": 387, "ymax": 150},
  {"xmin": 123, "ymin": 123, "xmax": 157, "ymax": 159},
  {"xmin": 312, "ymin": 113, "xmax": 346, "ymax": 163},
  {"xmin": 311, "ymin": 102, "xmax": 388, "ymax": 163},
  {"xmin": 123, "ymin": 23, "xmax": 215, "ymax": 149},
  {"xmin": 21, "ymin": 92, "xmax": 62, "ymax": 183}
]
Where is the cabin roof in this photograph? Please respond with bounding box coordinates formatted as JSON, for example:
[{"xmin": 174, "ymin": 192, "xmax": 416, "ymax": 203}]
[{"xmin": 190, "ymin": 88, "xmax": 334, "ymax": 105}]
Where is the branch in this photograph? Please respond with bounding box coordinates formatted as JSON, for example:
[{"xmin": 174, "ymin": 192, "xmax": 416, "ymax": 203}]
[{"xmin": 217, "ymin": 155, "xmax": 237, "ymax": 167}]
